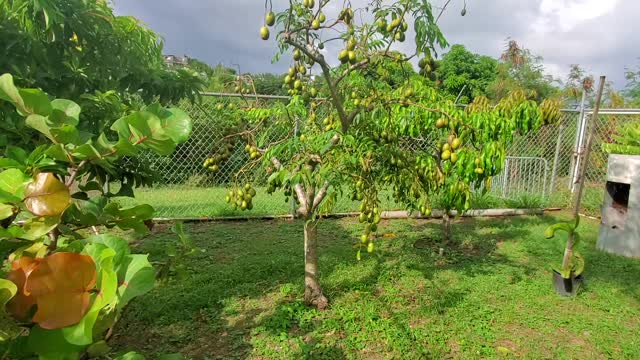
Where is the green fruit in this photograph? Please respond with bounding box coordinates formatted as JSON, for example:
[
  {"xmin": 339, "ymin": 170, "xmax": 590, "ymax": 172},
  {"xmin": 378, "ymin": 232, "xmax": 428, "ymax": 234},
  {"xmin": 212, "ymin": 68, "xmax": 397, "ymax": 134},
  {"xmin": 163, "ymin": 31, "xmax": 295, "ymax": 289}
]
[
  {"xmin": 307, "ymin": 0, "xmax": 315, "ymax": 8},
  {"xmin": 241, "ymin": 201, "xmax": 248, "ymax": 210},
  {"xmin": 367, "ymin": 242, "xmax": 374, "ymax": 253},
  {"xmin": 418, "ymin": 58, "xmax": 427, "ymax": 69},
  {"xmin": 310, "ymin": 88, "xmax": 318, "ymax": 97},
  {"xmin": 245, "ymin": 144, "xmax": 251, "ymax": 151},
  {"xmin": 294, "ymin": 80, "xmax": 302, "ymax": 89},
  {"xmin": 260, "ymin": 26, "xmax": 270, "ymax": 40},
  {"xmin": 424, "ymin": 208, "xmax": 432, "ymax": 216},
  {"xmin": 237, "ymin": 189, "xmax": 244, "ymax": 197},
  {"xmin": 244, "ymin": 183, "xmax": 251, "ymax": 190},
  {"xmin": 450, "ymin": 152, "xmax": 459, "ymax": 164},
  {"xmin": 216, "ymin": 103, "xmax": 224, "ymax": 110},
  {"xmin": 354, "ymin": 99, "xmax": 360, "ymax": 106},
  {"xmin": 293, "ymin": 49, "xmax": 302, "ymax": 60},
  {"xmin": 377, "ymin": 19, "xmax": 387, "ymax": 32},
  {"xmin": 265, "ymin": 11, "xmax": 275, "ymax": 26},
  {"xmin": 441, "ymin": 150, "xmax": 451, "ymax": 160},
  {"xmin": 395, "ymin": 32, "xmax": 405, "ymax": 42},
  {"xmin": 373, "ymin": 214, "xmax": 381, "ymax": 224},
  {"xmin": 319, "ymin": 13, "xmax": 326, "ymax": 23},
  {"xmin": 338, "ymin": 49, "xmax": 349, "ymax": 63},
  {"xmin": 451, "ymin": 138, "xmax": 462, "ymax": 149},
  {"xmin": 312, "ymin": 19, "xmax": 320, "ymax": 29},
  {"xmin": 318, "ymin": 42, "xmax": 325, "ymax": 50},
  {"xmin": 225, "ymin": 196, "xmax": 230, "ymax": 203},
  {"xmin": 370, "ymin": 223, "xmax": 378, "ymax": 232},
  {"xmin": 249, "ymin": 188, "xmax": 257, "ymax": 197},
  {"xmin": 401, "ymin": 21, "xmax": 408, "ymax": 32},
  {"xmin": 359, "ymin": 213, "xmax": 366, "ymax": 223},
  {"xmin": 475, "ymin": 168, "xmax": 484, "ymax": 175},
  {"xmin": 436, "ymin": 118, "xmax": 446, "ymax": 128},
  {"xmin": 356, "ymin": 180, "xmax": 363, "ymax": 188},
  {"xmin": 361, "ymin": 234, "xmax": 368, "ymax": 244},
  {"xmin": 348, "ymin": 50, "xmax": 356, "ymax": 63},
  {"xmin": 390, "ymin": 18, "xmax": 401, "ymax": 30},
  {"xmin": 442, "ymin": 143, "xmax": 451, "ymax": 151}
]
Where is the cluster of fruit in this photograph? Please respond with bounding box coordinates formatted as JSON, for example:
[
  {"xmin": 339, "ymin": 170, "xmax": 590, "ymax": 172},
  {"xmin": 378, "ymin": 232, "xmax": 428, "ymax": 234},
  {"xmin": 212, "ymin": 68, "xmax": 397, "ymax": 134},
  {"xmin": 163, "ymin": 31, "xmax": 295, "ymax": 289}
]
[
  {"xmin": 371, "ymin": 129, "xmax": 398, "ymax": 144},
  {"xmin": 203, "ymin": 139, "xmax": 235, "ymax": 173},
  {"xmin": 283, "ymin": 51, "xmax": 318, "ymax": 97},
  {"xmin": 244, "ymin": 144, "xmax": 260, "ymax": 160},
  {"xmin": 302, "ymin": 0, "xmax": 315, "ymax": 9},
  {"xmin": 233, "ymin": 76, "xmax": 252, "ymax": 95},
  {"xmin": 376, "ymin": 14, "xmax": 409, "ymax": 42},
  {"xmin": 321, "ymin": 116, "xmax": 340, "ymax": 132},
  {"xmin": 215, "ymin": 102, "xmax": 236, "ymax": 111},
  {"xmin": 358, "ymin": 201, "xmax": 381, "ymax": 255},
  {"xmin": 260, "ymin": 11, "xmax": 275, "ymax": 40},
  {"xmin": 338, "ymin": 7, "xmax": 354, "ymax": 25},
  {"xmin": 440, "ymin": 134, "xmax": 462, "ymax": 164},
  {"xmin": 418, "ymin": 57, "xmax": 438, "ymax": 81},
  {"xmin": 338, "ymin": 37, "xmax": 358, "ymax": 65},
  {"xmin": 225, "ymin": 184, "xmax": 257, "ymax": 211}
]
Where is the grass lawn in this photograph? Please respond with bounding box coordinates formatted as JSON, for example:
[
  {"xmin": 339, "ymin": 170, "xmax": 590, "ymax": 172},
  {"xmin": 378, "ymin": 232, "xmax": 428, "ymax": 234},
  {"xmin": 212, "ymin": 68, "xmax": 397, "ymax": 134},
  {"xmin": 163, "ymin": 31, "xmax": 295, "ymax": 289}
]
[{"xmin": 110, "ymin": 214, "xmax": 640, "ymax": 359}]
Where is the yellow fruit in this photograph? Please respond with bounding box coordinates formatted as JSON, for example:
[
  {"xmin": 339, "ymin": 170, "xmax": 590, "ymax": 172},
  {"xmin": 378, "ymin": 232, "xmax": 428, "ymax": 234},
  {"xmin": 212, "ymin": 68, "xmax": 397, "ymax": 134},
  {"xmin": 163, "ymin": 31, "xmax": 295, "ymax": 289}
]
[
  {"xmin": 319, "ymin": 13, "xmax": 326, "ymax": 23},
  {"xmin": 450, "ymin": 152, "xmax": 458, "ymax": 164},
  {"xmin": 442, "ymin": 143, "xmax": 451, "ymax": 151},
  {"xmin": 451, "ymin": 138, "xmax": 461, "ymax": 149},
  {"xmin": 367, "ymin": 242, "xmax": 374, "ymax": 253},
  {"xmin": 475, "ymin": 168, "xmax": 484, "ymax": 174},
  {"xmin": 293, "ymin": 49, "xmax": 302, "ymax": 60},
  {"xmin": 441, "ymin": 150, "xmax": 451, "ymax": 160},
  {"xmin": 348, "ymin": 50, "xmax": 356, "ymax": 63},
  {"xmin": 265, "ymin": 11, "xmax": 275, "ymax": 26},
  {"xmin": 312, "ymin": 19, "xmax": 320, "ymax": 29},
  {"xmin": 361, "ymin": 234, "xmax": 368, "ymax": 243},
  {"xmin": 260, "ymin": 26, "xmax": 270, "ymax": 40},
  {"xmin": 338, "ymin": 49, "xmax": 349, "ymax": 63},
  {"xmin": 436, "ymin": 119, "xmax": 446, "ymax": 128}
]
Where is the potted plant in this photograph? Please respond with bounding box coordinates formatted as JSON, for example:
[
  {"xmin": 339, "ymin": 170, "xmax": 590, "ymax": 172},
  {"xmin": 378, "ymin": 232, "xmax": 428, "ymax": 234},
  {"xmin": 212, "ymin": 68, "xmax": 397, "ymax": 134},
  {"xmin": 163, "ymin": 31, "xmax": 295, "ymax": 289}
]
[{"xmin": 545, "ymin": 216, "xmax": 584, "ymax": 296}]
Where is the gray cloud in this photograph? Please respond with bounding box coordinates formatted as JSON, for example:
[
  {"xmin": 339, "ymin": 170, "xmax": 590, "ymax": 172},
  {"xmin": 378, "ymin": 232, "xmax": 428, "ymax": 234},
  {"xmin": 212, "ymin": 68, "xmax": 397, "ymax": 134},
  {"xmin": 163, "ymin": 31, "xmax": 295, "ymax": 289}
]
[{"xmin": 113, "ymin": 0, "xmax": 638, "ymax": 87}]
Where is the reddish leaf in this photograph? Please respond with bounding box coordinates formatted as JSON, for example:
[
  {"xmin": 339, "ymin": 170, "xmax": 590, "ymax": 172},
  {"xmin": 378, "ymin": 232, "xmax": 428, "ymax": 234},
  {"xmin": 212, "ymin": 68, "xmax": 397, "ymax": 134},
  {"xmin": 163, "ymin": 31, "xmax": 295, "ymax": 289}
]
[
  {"xmin": 24, "ymin": 173, "xmax": 71, "ymax": 217},
  {"xmin": 6, "ymin": 256, "xmax": 40, "ymax": 320},
  {"xmin": 25, "ymin": 253, "xmax": 96, "ymax": 329}
]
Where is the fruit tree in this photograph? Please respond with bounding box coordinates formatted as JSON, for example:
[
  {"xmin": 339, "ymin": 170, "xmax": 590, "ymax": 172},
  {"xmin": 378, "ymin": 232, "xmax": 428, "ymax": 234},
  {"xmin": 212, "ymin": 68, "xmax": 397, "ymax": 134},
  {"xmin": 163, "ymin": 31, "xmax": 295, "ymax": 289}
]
[{"xmin": 205, "ymin": 0, "xmax": 559, "ymax": 309}]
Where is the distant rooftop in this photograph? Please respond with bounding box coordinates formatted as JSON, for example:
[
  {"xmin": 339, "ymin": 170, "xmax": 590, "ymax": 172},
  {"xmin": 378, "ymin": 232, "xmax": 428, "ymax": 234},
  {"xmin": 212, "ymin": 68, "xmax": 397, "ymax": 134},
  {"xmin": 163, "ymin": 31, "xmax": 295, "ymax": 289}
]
[{"xmin": 164, "ymin": 54, "xmax": 190, "ymax": 66}]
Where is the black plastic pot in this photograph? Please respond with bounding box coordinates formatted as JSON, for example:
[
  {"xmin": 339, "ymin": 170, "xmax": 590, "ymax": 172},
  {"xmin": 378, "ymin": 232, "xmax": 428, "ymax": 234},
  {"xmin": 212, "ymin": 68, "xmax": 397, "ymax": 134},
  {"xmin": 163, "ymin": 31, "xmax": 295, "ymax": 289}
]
[{"xmin": 553, "ymin": 270, "xmax": 583, "ymax": 297}]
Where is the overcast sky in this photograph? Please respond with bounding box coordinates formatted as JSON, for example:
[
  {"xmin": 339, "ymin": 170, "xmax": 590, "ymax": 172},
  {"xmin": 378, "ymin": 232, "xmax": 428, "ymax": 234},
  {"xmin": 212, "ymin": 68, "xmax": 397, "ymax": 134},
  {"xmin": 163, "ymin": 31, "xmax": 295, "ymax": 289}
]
[{"xmin": 112, "ymin": 0, "xmax": 639, "ymax": 88}]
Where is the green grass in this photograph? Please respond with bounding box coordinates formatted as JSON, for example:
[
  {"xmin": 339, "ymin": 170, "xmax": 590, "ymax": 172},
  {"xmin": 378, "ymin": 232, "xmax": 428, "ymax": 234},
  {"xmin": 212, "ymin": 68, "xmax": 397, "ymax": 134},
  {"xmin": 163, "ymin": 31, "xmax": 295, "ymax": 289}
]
[
  {"xmin": 110, "ymin": 214, "xmax": 640, "ymax": 359},
  {"xmin": 118, "ymin": 186, "xmax": 549, "ymax": 219}
]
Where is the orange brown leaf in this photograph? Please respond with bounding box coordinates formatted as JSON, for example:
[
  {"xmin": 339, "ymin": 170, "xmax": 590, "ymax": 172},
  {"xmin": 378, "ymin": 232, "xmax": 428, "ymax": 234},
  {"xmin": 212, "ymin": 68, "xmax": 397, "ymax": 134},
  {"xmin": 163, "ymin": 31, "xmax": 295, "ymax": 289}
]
[
  {"xmin": 24, "ymin": 173, "xmax": 71, "ymax": 217},
  {"xmin": 6, "ymin": 256, "xmax": 40, "ymax": 321},
  {"xmin": 25, "ymin": 253, "xmax": 96, "ymax": 329}
]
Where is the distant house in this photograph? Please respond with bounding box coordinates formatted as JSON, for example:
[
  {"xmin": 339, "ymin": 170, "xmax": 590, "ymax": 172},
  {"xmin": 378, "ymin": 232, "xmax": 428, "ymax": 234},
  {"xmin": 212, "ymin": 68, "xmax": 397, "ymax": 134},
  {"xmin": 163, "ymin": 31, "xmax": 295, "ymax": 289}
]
[{"xmin": 164, "ymin": 54, "xmax": 190, "ymax": 67}]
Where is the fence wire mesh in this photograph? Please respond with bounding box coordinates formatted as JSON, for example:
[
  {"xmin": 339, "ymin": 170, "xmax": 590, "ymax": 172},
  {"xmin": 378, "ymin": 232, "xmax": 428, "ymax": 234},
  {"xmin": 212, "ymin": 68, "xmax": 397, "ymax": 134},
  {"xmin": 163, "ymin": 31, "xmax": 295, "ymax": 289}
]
[{"xmin": 121, "ymin": 94, "xmax": 640, "ymax": 219}]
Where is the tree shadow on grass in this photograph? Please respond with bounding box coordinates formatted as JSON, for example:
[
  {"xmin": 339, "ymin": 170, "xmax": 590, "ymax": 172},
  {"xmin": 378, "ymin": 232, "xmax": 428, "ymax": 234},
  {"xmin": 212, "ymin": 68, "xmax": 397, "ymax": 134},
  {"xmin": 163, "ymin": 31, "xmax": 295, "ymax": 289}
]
[{"xmin": 109, "ymin": 218, "xmax": 360, "ymax": 359}]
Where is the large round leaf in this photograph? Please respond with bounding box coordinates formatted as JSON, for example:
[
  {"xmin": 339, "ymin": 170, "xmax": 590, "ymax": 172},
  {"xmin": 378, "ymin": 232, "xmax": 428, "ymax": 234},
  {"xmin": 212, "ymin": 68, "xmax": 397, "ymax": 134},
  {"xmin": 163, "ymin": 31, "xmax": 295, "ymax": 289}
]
[
  {"xmin": 6, "ymin": 256, "xmax": 40, "ymax": 320},
  {"xmin": 24, "ymin": 173, "xmax": 71, "ymax": 217},
  {"xmin": 25, "ymin": 252, "xmax": 96, "ymax": 329}
]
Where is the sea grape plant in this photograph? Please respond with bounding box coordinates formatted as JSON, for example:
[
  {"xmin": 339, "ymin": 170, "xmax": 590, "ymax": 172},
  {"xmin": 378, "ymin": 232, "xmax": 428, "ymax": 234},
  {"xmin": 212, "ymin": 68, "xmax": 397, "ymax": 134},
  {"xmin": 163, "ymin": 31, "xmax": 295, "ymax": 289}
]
[{"xmin": 0, "ymin": 73, "xmax": 192, "ymax": 359}]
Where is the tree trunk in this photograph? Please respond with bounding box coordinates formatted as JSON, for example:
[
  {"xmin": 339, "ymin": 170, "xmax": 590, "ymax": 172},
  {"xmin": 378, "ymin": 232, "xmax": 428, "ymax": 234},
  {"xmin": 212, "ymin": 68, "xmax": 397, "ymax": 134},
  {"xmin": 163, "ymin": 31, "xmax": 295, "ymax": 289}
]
[
  {"xmin": 442, "ymin": 212, "xmax": 452, "ymax": 244},
  {"xmin": 303, "ymin": 220, "xmax": 328, "ymax": 310}
]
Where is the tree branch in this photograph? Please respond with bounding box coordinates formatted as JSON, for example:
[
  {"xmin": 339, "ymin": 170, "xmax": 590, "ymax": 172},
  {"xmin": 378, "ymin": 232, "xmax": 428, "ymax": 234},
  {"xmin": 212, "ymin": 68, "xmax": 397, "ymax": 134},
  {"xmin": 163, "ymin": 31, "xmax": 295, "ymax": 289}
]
[
  {"xmin": 312, "ymin": 181, "xmax": 330, "ymax": 210},
  {"xmin": 65, "ymin": 160, "xmax": 88, "ymax": 187},
  {"xmin": 271, "ymin": 157, "xmax": 309, "ymax": 213}
]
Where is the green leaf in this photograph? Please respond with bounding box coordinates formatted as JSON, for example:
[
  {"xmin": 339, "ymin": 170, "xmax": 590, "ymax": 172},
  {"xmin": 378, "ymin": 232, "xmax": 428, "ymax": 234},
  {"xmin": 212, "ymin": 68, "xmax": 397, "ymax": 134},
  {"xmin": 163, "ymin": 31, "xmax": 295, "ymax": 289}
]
[
  {"xmin": 21, "ymin": 216, "xmax": 60, "ymax": 240},
  {"xmin": 86, "ymin": 234, "xmax": 131, "ymax": 270},
  {"xmin": 114, "ymin": 352, "xmax": 146, "ymax": 360},
  {"xmin": 0, "ymin": 278, "xmax": 17, "ymax": 311},
  {"xmin": 63, "ymin": 248, "xmax": 117, "ymax": 346},
  {"xmin": 45, "ymin": 144, "xmax": 70, "ymax": 162},
  {"xmin": 19, "ymin": 88, "xmax": 52, "ymax": 116},
  {"xmin": 147, "ymin": 104, "xmax": 193, "ymax": 144},
  {"xmin": 50, "ymin": 99, "xmax": 80, "ymax": 126},
  {"xmin": 26, "ymin": 114, "xmax": 55, "ymax": 141},
  {"xmin": 0, "ymin": 225, "xmax": 26, "ymax": 239},
  {"xmin": 0, "ymin": 158, "xmax": 23, "ymax": 169},
  {"xmin": 0, "ymin": 73, "xmax": 25, "ymax": 111},
  {"xmin": 0, "ymin": 168, "xmax": 30, "ymax": 203},
  {"xmin": 28, "ymin": 325, "xmax": 83, "ymax": 359},
  {"xmin": 0, "ymin": 203, "xmax": 13, "ymax": 220},
  {"xmin": 50, "ymin": 125, "xmax": 79, "ymax": 144},
  {"xmin": 117, "ymin": 254, "xmax": 155, "ymax": 309}
]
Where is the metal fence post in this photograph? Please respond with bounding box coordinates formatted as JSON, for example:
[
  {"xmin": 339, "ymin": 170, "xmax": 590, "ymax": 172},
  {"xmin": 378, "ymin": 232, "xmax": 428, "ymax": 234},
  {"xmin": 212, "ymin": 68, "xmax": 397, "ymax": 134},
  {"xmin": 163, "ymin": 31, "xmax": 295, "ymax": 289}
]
[
  {"xmin": 568, "ymin": 90, "xmax": 588, "ymax": 190},
  {"xmin": 549, "ymin": 121, "xmax": 565, "ymax": 197}
]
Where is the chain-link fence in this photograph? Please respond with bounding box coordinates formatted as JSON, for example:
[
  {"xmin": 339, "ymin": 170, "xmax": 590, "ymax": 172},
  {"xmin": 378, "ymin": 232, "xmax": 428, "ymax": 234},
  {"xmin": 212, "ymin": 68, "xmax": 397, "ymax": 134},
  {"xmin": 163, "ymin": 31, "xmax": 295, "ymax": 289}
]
[{"xmin": 120, "ymin": 93, "xmax": 640, "ymax": 219}]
